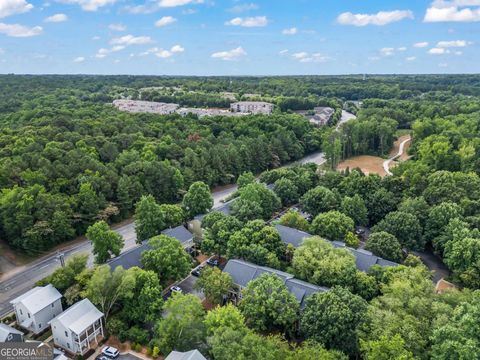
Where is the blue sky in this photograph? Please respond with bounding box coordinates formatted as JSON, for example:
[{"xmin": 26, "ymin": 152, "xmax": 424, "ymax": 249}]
[{"xmin": 0, "ymin": 0, "xmax": 479, "ymax": 75}]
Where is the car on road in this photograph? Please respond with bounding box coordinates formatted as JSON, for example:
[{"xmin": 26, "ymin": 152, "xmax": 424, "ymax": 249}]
[
  {"xmin": 170, "ymin": 286, "xmax": 183, "ymax": 294},
  {"xmin": 102, "ymin": 346, "xmax": 119, "ymax": 358},
  {"xmin": 191, "ymin": 265, "xmax": 205, "ymax": 277},
  {"xmin": 207, "ymin": 258, "xmax": 219, "ymax": 267}
]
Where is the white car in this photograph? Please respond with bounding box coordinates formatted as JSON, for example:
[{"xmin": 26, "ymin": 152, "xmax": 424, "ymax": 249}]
[
  {"xmin": 170, "ymin": 286, "xmax": 183, "ymax": 294},
  {"xmin": 102, "ymin": 346, "xmax": 119, "ymax": 358}
]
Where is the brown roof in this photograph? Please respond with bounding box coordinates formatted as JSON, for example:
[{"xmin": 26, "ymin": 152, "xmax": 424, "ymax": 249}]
[{"xmin": 435, "ymin": 278, "xmax": 457, "ymax": 293}]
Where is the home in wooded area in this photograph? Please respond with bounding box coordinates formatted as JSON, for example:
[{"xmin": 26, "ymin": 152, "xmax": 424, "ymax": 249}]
[
  {"xmin": 10, "ymin": 284, "xmax": 63, "ymax": 334},
  {"xmin": 108, "ymin": 225, "xmax": 194, "ymax": 271},
  {"xmin": 0, "ymin": 323, "xmax": 24, "ymax": 342},
  {"xmin": 275, "ymin": 224, "xmax": 399, "ymax": 272},
  {"xmin": 165, "ymin": 349, "xmax": 207, "ymax": 360},
  {"xmin": 49, "ymin": 299, "xmax": 104, "ymax": 356},
  {"xmin": 223, "ymin": 259, "xmax": 328, "ymax": 308},
  {"xmin": 161, "ymin": 225, "xmax": 194, "ymax": 248}
]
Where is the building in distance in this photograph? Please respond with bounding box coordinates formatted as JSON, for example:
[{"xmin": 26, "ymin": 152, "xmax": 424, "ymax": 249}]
[{"xmin": 230, "ymin": 101, "xmax": 274, "ymax": 114}]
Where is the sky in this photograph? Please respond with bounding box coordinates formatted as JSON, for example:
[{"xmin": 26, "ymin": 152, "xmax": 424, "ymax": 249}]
[{"xmin": 0, "ymin": 0, "xmax": 479, "ymax": 75}]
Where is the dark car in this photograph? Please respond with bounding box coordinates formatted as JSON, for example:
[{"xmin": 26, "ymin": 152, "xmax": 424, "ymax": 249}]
[
  {"xmin": 96, "ymin": 356, "xmax": 111, "ymax": 360},
  {"xmin": 191, "ymin": 265, "xmax": 205, "ymax": 277},
  {"xmin": 207, "ymin": 258, "xmax": 219, "ymax": 267}
]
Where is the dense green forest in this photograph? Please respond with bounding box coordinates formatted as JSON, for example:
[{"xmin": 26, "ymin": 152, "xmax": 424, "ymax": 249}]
[
  {"xmin": 7, "ymin": 74, "xmax": 480, "ymax": 359},
  {"xmin": 0, "ymin": 74, "xmax": 479, "ymax": 256}
]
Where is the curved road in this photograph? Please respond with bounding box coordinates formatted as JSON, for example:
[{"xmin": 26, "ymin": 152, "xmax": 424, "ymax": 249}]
[
  {"xmin": 0, "ymin": 110, "xmax": 356, "ymax": 317},
  {"xmin": 383, "ymin": 136, "xmax": 411, "ymax": 176}
]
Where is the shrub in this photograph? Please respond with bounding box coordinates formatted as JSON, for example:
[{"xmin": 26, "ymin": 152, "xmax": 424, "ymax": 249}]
[
  {"xmin": 135, "ymin": 344, "xmax": 143, "ymax": 353},
  {"xmin": 152, "ymin": 346, "xmax": 160, "ymax": 358}
]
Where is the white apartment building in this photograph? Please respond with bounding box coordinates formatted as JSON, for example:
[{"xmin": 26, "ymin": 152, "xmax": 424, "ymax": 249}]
[{"xmin": 230, "ymin": 101, "xmax": 274, "ymax": 114}]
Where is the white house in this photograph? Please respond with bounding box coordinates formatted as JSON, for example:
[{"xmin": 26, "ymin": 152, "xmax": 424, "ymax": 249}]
[
  {"xmin": 10, "ymin": 284, "xmax": 63, "ymax": 334},
  {"xmin": 0, "ymin": 323, "xmax": 24, "ymax": 342},
  {"xmin": 165, "ymin": 349, "xmax": 207, "ymax": 360},
  {"xmin": 49, "ymin": 299, "xmax": 104, "ymax": 356}
]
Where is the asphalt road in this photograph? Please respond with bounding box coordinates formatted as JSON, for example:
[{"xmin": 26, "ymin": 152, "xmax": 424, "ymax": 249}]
[{"xmin": 0, "ymin": 111, "xmax": 356, "ymax": 318}]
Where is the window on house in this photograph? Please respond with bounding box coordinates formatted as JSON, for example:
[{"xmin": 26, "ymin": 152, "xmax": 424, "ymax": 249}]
[
  {"xmin": 19, "ymin": 309, "xmax": 23, "ymax": 315},
  {"xmin": 51, "ymin": 303, "xmax": 54, "ymax": 308},
  {"xmin": 67, "ymin": 343, "xmax": 70, "ymax": 349},
  {"xmin": 65, "ymin": 331, "xmax": 68, "ymax": 337},
  {"xmin": 39, "ymin": 324, "xmax": 41, "ymax": 329},
  {"xmin": 27, "ymin": 313, "xmax": 30, "ymax": 318}
]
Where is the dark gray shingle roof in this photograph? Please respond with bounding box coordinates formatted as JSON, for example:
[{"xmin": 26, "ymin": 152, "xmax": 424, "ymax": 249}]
[
  {"xmin": 107, "ymin": 241, "xmax": 150, "ymax": 270},
  {"xmin": 276, "ymin": 226, "xmax": 399, "ymax": 272},
  {"xmin": 223, "ymin": 259, "xmax": 327, "ymax": 307},
  {"xmin": 275, "ymin": 224, "xmax": 312, "ymax": 248},
  {"xmin": 161, "ymin": 225, "xmax": 193, "ymax": 245}
]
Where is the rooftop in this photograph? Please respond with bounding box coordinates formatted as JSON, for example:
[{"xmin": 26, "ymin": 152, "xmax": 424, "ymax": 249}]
[
  {"xmin": 278, "ymin": 225, "xmax": 399, "ymax": 272},
  {"xmin": 165, "ymin": 350, "xmax": 207, "ymax": 360},
  {"xmin": 223, "ymin": 259, "xmax": 327, "ymax": 307},
  {"xmin": 0, "ymin": 323, "xmax": 23, "ymax": 341},
  {"xmin": 161, "ymin": 225, "xmax": 193, "ymax": 245},
  {"xmin": 275, "ymin": 224, "xmax": 312, "ymax": 248},
  {"xmin": 50, "ymin": 299, "xmax": 103, "ymax": 335},
  {"xmin": 107, "ymin": 241, "xmax": 150, "ymax": 270},
  {"xmin": 10, "ymin": 284, "xmax": 62, "ymax": 314}
]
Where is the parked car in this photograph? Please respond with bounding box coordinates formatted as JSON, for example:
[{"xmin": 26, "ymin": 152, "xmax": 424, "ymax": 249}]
[
  {"xmin": 102, "ymin": 347, "xmax": 119, "ymax": 358},
  {"xmin": 170, "ymin": 286, "xmax": 183, "ymax": 294},
  {"xmin": 191, "ymin": 265, "xmax": 205, "ymax": 277},
  {"xmin": 355, "ymin": 228, "xmax": 365, "ymax": 235},
  {"xmin": 96, "ymin": 355, "xmax": 111, "ymax": 360},
  {"xmin": 207, "ymin": 258, "xmax": 219, "ymax": 267}
]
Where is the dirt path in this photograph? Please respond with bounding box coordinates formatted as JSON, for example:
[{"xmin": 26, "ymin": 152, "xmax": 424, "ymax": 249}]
[
  {"xmin": 383, "ymin": 135, "xmax": 412, "ymax": 175},
  {"xmin": 337, "ymin": 134, "xmax": 411, "ymax": 177}
]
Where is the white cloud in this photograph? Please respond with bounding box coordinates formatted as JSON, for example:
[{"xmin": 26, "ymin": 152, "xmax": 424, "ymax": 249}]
[
  {"xmin": 291, "ymin": 51, "xmax": 329, "ymax": 63},
  {"xmin": 140, "ymin": 44, "xmax": 185, "ymax": 58},
  {"xmin": 110, "ymin": 34, "xmax": 153, "ymax": 46},
  {"xmin": 211, "ymin": 46, "xmax": 246, "ymax": 61},
  {"xmin": 279, "ymin": 49, "xmax": 289, "ymax": 55},
  {"xmin": 424, "ymin": 0, "xmax": 480, "ymax": 22},
  {"xmin": 337, "ymin": 10, "xmax": 414, "ymax": 26},
  {"xmin": 429, "ymin": 47, "xmax": 449, "ymax": 54},
  {"xmin": 406, "ymin": 56, "xmax": 416, "ymax": 61},
  {"xmin": 95, "ymin": 45, "xmax": 125, "ymax": 58},
  {"xmin": 0, "ymin": 0, "xmax": 33, "ymax": 18},
  {"xmin": 436, "ymin": 39, "xmax": 471, "ymax": 47},
  {"xmin": 155, "ymin": 16, "xmax": 177, "ymax": 27},
  {"xmin": 282, "ymin": 27, "xmax": 297, "ymax": 35},
  {"xmin": 0, "ymin": 22, "xmax": 42, "ymax": 37},
  {"xmin": 439, "ymin": 62, "xmax": 448, "ymax": 67},
  {"xmin": 73, "ymin": 56, "xmax": 85, "ymax": 62},
  {"xmin": 455, "ymin": 50, "xmax": 463, "ymax": 55},
  {"xmin": 227, "ymin": 3, "xmax": 258, "ymax": 13},
  {"xmin": 92, "ymin": 35, "xmax": 100, "ymax": 40},
  {"xmin": 380, "ymin": 47, "xmax": 395, "ymax": 56},
  {"xmin": 414, "ymin": 41, "xmax": 429, "ymax": 47},
  {"xmin": 225, "ymin": 16, "xmax": 268, "ymax": 27},
  {"xmin": 397, "ymin": 46, "xmax": 407, "ymax": 51},
  {"xmin": 44, "ymin": 13, "xmax": 68, "ymax": 22},
  {"xmin": 57, "ymin": 0, "xmax": 117, "ymax": 12},
  {"xmin": 158, "ymin": 0, "xmax": 203, "ymax": 7},
  {"xmin": 109, "ymin": 23, "xmax": 126, "ymax": 31}
]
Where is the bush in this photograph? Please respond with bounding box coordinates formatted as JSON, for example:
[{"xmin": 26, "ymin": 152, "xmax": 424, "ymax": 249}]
[
  {"xmin": 128, "ymin": 326, "xmax": 150, "ymax": 345},
  {"xmin": 146, "ymin": 347, "xmax": 152, "ymax": 356},
  {"xmin": 345, "ymin": 232, "xmax": 360, "ymax": 249},
  {"xmin": 131, "ymin": 342, "xmax": 136, "ymax": 350},
  {"xmin": 135, "ymin": 344, "xmax": 143, "ymax": 353},
  {"xmin": 152, "ymin": 346, "xmax": 160, "ymax": 358}
]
